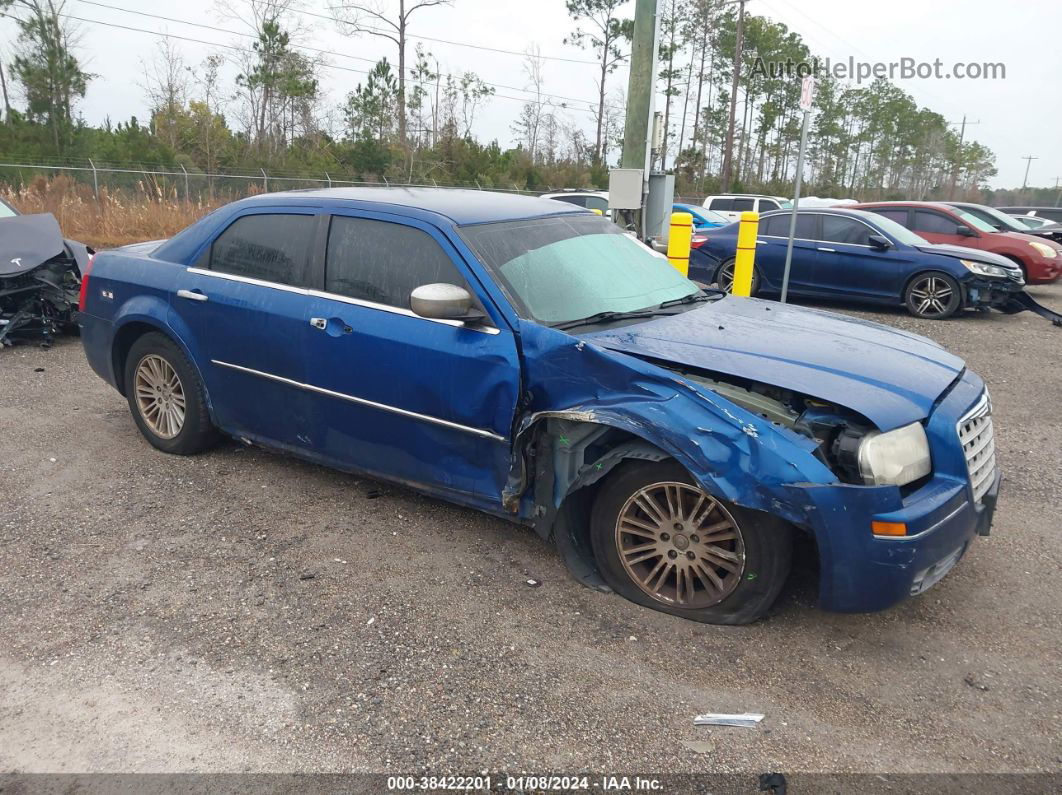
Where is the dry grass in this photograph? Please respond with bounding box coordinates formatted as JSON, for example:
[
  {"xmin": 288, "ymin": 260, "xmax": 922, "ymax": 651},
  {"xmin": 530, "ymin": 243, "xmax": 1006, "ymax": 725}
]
[{"xmin": 1, "ymin": 175, "xmax": 235, "ymax": 249}]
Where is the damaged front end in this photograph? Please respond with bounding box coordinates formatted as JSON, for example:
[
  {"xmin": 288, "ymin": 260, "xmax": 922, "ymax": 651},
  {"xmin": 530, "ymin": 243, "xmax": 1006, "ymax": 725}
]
[{"xmin": 0, "ymin": 213, "xmax": 90, "ymax": 347}]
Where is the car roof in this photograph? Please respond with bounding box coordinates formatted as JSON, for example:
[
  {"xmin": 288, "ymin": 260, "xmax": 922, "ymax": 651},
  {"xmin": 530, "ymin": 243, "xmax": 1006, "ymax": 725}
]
[
  {"xmin": 234, "ymin": 187, "xmax": 588, "ymax": 225},
  {"xmin": 760, "ymin": 207, "xmax": 888, "ymax": 223},
  {"xmin": 851, "ymin": 201, "xmax": 958, "ymax": 211}
]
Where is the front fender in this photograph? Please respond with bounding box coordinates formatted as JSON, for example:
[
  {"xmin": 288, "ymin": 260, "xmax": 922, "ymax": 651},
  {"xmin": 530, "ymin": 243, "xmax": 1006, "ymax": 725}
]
[{"xmin": 510, "ymin": 321, "xmax": 837, "ymax": 528}]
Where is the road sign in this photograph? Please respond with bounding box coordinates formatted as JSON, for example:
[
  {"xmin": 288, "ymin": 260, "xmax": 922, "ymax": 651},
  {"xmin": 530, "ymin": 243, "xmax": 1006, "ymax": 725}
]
[{"xmin": 799, "ymin": 76, "xmax": 816, "ymax": 112}]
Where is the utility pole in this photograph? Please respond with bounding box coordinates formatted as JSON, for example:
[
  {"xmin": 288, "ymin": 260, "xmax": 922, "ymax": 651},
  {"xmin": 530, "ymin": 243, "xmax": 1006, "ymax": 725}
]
[
  {"xmin": 947, "ymin": 115, "xmax": 979, "ymax": 200},
  {"xmin": 620, "ymin": 0, "xmax": 661, "ymax": 238},
  {"xmin": 720, "ymin": 0, "xmax": 746, "ymax": 193},
  {"xmin": 1021, "ymin": 155, "xmax": 1038, "ymax": 202}
]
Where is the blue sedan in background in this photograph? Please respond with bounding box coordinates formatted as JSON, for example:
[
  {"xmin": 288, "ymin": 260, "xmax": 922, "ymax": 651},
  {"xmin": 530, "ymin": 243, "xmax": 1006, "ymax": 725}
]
[
  {"xmin": 695, "ymin": 208, "xmax": 1025, "ymax": 319},
  {"xmin": 673, "ymin": 203, "xmax": 728, "ymax": 231}
]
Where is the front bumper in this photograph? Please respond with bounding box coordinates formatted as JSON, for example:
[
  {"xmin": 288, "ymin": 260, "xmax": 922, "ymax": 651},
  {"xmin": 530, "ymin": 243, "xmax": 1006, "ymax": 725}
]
[
  {"xmin": 1025, "ymin": 257, "xmax": 1061, "ymax": 284},
  {"xmin": 963, "ymin": 276, "xmax": 1024, "ymax": 308},
  {"xmin": 790, "ymin": 371, "xmax": 998, "ymax": 613}
]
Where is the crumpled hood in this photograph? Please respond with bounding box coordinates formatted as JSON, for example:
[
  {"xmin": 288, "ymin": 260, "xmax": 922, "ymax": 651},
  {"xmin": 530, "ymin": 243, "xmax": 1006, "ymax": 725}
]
[
  {"xmin": 0, "ymin": 213, "xmax": 65, "ymax": 276},
  {"xmin": 917, "ymin": 242, "xmax": 1017, "ymax": 270},
  {"xmin": 579, "ymin": 297, "xmax": 965, "ymax": 430}
]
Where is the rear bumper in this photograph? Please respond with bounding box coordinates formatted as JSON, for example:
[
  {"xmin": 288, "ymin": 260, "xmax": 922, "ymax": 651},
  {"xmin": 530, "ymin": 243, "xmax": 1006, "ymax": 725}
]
[{"xmin": 76, "ymin": 311, "xmax": 119, "ymax": 389}]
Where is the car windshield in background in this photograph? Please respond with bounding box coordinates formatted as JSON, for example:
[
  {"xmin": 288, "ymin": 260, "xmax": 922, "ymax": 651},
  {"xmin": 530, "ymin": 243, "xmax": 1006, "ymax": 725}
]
[
  {"xmin": 970, "ymin": 205, "xmax": 1028, "ymax": 232},
  {"xmin": 952, "ymin": 207, "xmax": 998, "ymax": 233},
  {"xmin": 459, "ymin": 214, "xmax": 699, "ymax": 326},
  {"xmin": 864, "ymin": 213, "xmax": 929, "ymax": 247},
  {"xmin": 778, "ymin": 199, "xmax": 793, "ymax": 209},
  {"xmin": 0, "ymin": 199, "xmax": 17, "ymax": 218}
]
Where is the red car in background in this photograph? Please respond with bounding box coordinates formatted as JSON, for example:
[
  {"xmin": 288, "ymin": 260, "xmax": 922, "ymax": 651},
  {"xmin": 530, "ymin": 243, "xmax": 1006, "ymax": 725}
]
[{"xmin": 851, "ymin": 201, "xmax": 1062, "ymax": 284}]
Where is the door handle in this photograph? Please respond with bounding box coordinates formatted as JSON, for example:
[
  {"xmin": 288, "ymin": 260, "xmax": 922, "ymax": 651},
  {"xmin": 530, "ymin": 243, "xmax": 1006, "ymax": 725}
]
[
  {"xmin": 817, "ymin": 247, "xmax": 836, "ymax": 253},
  {"xmin": 310, "ymin": 317, "xmax": 327, "ymax": 330},
  {"xmin": 177, "ymin": 289, "xmax": 208, "ymax": 302}
]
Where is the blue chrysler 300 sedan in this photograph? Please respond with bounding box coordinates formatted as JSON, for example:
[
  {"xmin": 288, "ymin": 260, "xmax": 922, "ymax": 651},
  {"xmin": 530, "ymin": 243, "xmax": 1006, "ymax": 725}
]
[
  {"xmin": 694, "ymin": 207, "xmax": 1025, "ymax": 319},
  {"xmin": 78, "ymin": 189, "xmax": 998, "ymax": 624}
]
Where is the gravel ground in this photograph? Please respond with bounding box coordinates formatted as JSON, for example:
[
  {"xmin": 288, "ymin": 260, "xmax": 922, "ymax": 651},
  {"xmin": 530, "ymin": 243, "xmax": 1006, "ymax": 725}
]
[{"xmin": 1, "ymin": 288, "xmax": 1060, "ymax": 777}]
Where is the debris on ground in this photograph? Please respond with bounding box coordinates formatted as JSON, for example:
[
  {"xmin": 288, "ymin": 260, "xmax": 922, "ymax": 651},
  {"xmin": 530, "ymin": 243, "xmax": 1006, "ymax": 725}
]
[
  {"xmin": 964, "ymin": 673, "xmax": 991, "ymax": 691},
  {"xmin": 694, "ymin": 713, "xmax": 765, "ymax": 728}
]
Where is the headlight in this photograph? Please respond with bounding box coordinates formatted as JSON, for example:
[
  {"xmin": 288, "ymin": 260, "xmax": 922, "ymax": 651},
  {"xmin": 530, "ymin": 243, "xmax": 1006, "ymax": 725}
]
[
  {"xmin": 856, "ymin": 422, "xmax": 932, "ymax": 487},
  {"xmin": 1029, "ymin": 241, "xmax": 1058, "ymax": 259},
  {"xmin": 960, "ymin": 258, "xmax": 1009, "ymax": 278}
]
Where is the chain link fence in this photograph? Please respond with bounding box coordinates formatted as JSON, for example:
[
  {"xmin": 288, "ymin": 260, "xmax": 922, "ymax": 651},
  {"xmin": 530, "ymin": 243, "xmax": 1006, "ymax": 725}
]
[{"xmin": 0, "ymin": 159, "xmax": 541, "ymax": 203}]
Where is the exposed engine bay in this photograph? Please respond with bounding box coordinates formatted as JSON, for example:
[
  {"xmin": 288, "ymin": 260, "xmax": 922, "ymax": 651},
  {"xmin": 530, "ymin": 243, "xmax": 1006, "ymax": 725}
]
[
  {"xmin": 675, "ymin": 368, "xmax": 877, "ymax": 484},
  {"xmin": 0, "ymin": 213, "xmax": 91, "ymax": 347}
]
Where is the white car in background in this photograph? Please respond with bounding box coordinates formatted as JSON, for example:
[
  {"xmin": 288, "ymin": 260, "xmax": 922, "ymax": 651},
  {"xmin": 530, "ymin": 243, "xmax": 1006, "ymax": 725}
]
[
  {"xmin": 701, "ymin": 194, "xmax": 792, "ymax": 222},
  {"xmin": 540, "ymin": 190, "xmax": 610, "ymax": 214}
]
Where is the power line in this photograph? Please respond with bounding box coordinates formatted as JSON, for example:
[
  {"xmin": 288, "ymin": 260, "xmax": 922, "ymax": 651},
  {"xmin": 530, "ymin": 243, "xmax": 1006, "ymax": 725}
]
[
  {"xmin": 1, "ymin": 9, "xmax": 606, "ymax": 118},
  {"xmin": 72, "ymin": 0, "xmax": 620, "ymax": 112},
  {"xmin": 255, "ymin": 0, "xmax": 601, "ymax": 66}
]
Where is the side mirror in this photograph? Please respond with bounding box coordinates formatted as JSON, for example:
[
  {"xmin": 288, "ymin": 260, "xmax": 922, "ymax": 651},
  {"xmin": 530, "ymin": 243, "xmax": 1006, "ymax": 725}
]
[
  {"xmin": 867, "ymin": 234, "xmax": 892, "ymax": 250},
  {"xmin": 956, "ymin": 225, "xmax": 976, "ymax": 237},
  {"xmin": 410, "ymin": 283, "xmax": 484, "ymax": 322}
]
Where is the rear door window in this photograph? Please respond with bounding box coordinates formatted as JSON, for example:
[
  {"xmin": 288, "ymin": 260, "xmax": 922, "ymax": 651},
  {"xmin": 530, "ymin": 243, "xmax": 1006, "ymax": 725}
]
[
  {"xmin": 912, "ymin": 210, "xmax": 960, "ymax": 235},
  {"xmin": 553, "ymin": 195, "xmax": 587, "ymax": 207},
  {"xmin": 708, "ymin": 198, "xmax": 734, "ymax": 212},
  {"xmin": 761, "ymin": 214, "xmax": 817, "ymax": 238},
  {"xmin": 758, "ymin": 199, "xmax": 780, "ymax": 212},
  {"xmin": 209, "ymin": 213, "xmax": 316, "ymax": 286},
  {"xmin": 325, "ymin": 216, "xmax": 467, "ymax": 310},
  {"xmin": 869, "ymin": 209, "xmax": 911, "ymax": 227},
  {"xmin": 732, "ymin": 198, "xmax": 755, "ymax": 212}
]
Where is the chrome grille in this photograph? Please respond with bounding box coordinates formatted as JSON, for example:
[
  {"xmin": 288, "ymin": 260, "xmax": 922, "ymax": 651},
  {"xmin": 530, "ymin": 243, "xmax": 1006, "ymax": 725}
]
[{"xmin": 957, "ymin": 392, "xmax": 995, "ymax": 503}]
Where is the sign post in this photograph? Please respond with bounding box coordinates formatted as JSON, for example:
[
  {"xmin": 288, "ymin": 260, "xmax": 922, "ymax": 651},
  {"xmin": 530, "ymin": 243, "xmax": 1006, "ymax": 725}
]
[{"xmin": 781, "ymin": 76, "xmax": 815, "ymax": 304}]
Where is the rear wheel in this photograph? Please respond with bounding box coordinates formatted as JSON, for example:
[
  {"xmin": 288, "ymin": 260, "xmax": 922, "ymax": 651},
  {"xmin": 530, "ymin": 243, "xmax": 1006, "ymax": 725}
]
[
  {"xmin": 590, "ymin": 460, "xmax": 792, "ymax": 625},
  {"xmin": 715, "ymin": 258, "xmax": 760, "ymax": 296},
  {"xmin": 124, "ymin": 332, "xmax": 219, "ymax": 455},
  {"xmin": 904, "ymin": 271, "xmax": 961, "ymax": 319}
]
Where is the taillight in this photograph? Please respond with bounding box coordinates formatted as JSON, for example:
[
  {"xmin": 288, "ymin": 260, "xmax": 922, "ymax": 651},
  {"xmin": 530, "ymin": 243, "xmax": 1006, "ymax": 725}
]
[
  {"xmin": 78, "ymin": 254, "xmax": 95, "ymax": 311},
  {"xmin": 691, "ymin": 234, "xmax": 708, "ymax": 249}
]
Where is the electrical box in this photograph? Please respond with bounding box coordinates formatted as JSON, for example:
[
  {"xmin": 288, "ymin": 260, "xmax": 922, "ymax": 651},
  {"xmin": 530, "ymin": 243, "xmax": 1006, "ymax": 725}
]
[
  {"xmin": 645, "ymin": 172, "xmax": 676, "ymax": 246},
  {"xmin": 608, "ymin": 168, "xmax": 643, "ymax": 210}
]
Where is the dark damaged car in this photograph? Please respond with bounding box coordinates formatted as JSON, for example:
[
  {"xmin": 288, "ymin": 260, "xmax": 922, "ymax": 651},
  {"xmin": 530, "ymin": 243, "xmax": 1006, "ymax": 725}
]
[
  {"xmin": 0, "ymin": 197, "xmax": 92, "ymax": 346},
  {"xmin": 76, "ymin": 189, "xmax": 999, "ymax": 624}
]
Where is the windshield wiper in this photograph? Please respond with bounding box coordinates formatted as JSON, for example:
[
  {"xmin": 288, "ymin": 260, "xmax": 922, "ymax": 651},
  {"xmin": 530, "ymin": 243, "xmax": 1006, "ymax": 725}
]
[
  {"xmin": 552, "ymin": 308, "xmax": 670, "ymax": 331},
  {"xmin": 659, "ymin": 290, "xmax": 720, "ymax": 308}
]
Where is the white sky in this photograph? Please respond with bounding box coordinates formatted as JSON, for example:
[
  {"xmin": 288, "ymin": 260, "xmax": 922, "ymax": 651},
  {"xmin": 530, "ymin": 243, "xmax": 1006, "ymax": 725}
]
[{"xmin": 1, "ymin": 0, "xmax": 1059, "ymax": 190}]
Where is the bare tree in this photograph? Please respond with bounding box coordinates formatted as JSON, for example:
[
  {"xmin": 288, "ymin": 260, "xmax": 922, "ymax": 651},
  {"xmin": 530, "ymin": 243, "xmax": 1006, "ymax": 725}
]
[
  {"xmin": 140, "ymin": 38, "xmax": 188, "ymax": 150},
  {"xmin": 331, "ymin": 0, "xmax": 454, "ymax": 147},
  {"xmin": 510, "ymin": 45, "xmax": 547, "ymax": 162},
  {"xmin": 563, "ymin": 0, "xmax": 631, "ymax": 164}
]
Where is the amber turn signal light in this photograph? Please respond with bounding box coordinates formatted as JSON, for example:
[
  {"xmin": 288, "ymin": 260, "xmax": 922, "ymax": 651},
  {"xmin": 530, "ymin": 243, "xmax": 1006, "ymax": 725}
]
[{"xmin": 872, "ymin": 520, "xmax": 907, "ymax": 537}]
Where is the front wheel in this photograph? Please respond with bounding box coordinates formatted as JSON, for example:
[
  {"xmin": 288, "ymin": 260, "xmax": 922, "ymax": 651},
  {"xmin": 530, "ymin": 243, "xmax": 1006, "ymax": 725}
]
[
  {"xmin": 715, "ymin": 258, "xmax": 760, "ymax": 296},
  {"xmin": 590, "ymin": 460, "xmax": 792, "ymax": 625},
  {"xmin": 904, "ymin": 272, "xmax": 961, "ymax": 319}
]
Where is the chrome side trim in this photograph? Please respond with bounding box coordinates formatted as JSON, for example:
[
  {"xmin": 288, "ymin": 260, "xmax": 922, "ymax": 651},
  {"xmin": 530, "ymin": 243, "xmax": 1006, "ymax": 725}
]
[
  {"xmin": 210, "ymin": 359, "xmax": 507, "ymax": 442},
  {"xmin": 186, "ymin": 268, "xmax": 500, "ymax": 335}
]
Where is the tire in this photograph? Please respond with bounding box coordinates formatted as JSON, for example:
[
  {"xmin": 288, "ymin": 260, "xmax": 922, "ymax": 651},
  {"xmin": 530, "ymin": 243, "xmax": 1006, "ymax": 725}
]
[
  {"xmin": 123, "ymin": 331, "xmax": 220, "ymax": 455},
  {"xmin": 590, "ymin": 460, "xmax": 792, "ymax": 625},
  {"xmin": 715, "ymin": 258, "xmax": 760, "ymax": 296},
  {"xmin": 904, "ymin": 271, "xmax": 962, "ymax": 319}
]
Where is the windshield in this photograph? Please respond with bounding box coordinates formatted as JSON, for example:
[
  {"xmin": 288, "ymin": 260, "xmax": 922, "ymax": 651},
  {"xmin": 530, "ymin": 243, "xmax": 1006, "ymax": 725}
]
[
  {"xmin": 951, "ymin": 207, "xmax": 997, "ymax": 233},
  {"xmin": 778, "ymin": 199, "xmax": 793, "ymax": 209},
  {"xmin": 0, "ymin": 199, "xmax": 17, "ymax": 218},
  {"xmin": 865, "ymin": 213, "xmax": 929, "ymax": 247},
  {"xmin": 459, "ymin": 215, "xmax": 699, "ymax": 325},
  {"xmin": 699, "ymin": 208, "xmax": 729, "ymax": 225},
  {"xmin": 963, "ymin": 204, "xmax": 1026, "ymax": 232}
]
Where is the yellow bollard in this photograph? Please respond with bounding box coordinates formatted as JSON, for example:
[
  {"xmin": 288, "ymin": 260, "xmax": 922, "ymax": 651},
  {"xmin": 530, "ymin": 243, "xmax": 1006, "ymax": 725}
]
[
  {"xmin": 667, "ymin": 212, "xmax": 694, "ymax": 276},
  {"xmin": 590, "ymin": 208, "xmax": 604, "ymax": 216},
  {"xmin": 732, "ymin": 211, "xmax": 759, "ymax": 296}
]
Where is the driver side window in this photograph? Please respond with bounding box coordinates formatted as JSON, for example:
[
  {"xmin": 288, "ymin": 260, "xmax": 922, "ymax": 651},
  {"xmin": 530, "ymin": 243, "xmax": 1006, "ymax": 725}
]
[{"xmin": 325, "ymin": 216, "xmax": 467, "ymax": 310}]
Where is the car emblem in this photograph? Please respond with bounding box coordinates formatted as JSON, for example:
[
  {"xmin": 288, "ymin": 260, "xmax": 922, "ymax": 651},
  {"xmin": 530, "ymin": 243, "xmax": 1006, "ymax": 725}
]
[{"xmin": 10, "ymin": 257, "xmax": 21, "ymax": 267}]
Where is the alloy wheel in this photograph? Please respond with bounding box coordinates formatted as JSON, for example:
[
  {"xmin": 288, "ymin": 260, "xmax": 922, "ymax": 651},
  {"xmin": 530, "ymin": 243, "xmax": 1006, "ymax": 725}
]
[
  {"xmin": 909, "ymin": 275, "xmax": 955, "ymax": 317},
  {"xmin": 615, "ymin": 481, "xmax": 745, "ymax": 608},
  {"xmin": 134, "ymin": 354, "xmax": 186, "ymax": 439}
]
